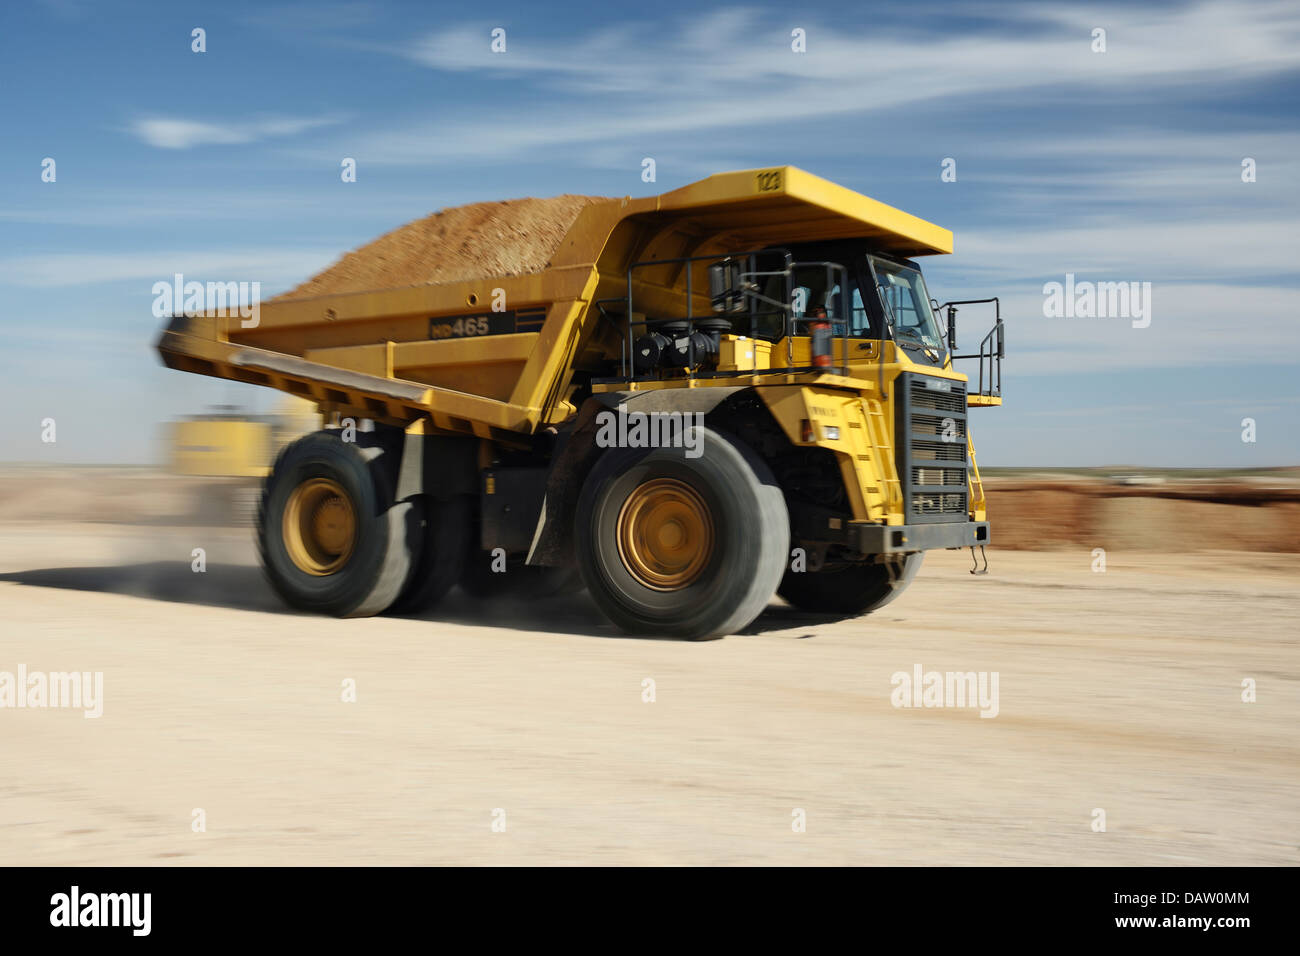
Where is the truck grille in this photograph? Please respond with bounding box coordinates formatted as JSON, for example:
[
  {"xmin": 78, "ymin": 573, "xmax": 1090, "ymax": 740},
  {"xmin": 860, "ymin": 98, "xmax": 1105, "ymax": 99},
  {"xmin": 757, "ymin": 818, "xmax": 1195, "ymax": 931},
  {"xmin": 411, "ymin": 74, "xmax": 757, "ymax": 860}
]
[
  {"xmin": 911, "ymin": 492, "xmax": 966, "ymax": 516},
  {"xmin": 909, "ymin": 382, "xmax": 966, "ymax": 415},
  {"xmin": 896, "ymin": 375, "xmax": 970, "ymax": 523},
  {"xmin": 911, "ymin": 439, "xmax": 966, "ymax": 462},
  {"xmin": 912, "ymin": 466, "xmax": 966, "ymax": 486}
]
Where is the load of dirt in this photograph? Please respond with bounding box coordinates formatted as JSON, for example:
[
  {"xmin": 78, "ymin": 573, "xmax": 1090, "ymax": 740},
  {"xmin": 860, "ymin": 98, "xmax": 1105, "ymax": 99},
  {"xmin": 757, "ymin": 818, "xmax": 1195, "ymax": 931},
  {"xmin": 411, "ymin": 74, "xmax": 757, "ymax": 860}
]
[{"xmin": 274, "ymin": 194, "xmax": 610, "ymax": 301}]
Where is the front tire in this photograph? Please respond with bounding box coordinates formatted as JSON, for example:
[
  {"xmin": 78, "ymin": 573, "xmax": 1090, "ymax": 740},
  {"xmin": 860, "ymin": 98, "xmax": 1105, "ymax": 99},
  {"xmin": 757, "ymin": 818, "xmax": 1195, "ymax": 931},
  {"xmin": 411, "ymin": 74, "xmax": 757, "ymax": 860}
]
[
  {"xmin": 257, "ymin": 430, "xmax": 417, "ymax": 617},
  {"xmin": 575, "ymin": 426, "xmax": 789, "ymax": 640},
  {"xmin": 777, "ymin": 552, "xmax": 924, "ymax": 615}
]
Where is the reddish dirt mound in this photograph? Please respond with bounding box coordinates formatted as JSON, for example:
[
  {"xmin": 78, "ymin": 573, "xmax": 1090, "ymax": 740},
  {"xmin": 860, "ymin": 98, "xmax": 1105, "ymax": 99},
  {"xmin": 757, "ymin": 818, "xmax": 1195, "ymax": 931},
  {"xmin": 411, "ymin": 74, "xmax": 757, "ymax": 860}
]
[
  {"xmin": 275, "ymin": 194, "xmax": 610, "ymax": 301},
  {"xmin": 985, "ymin": 481, "xmax": 1300, "ymax": 552}
]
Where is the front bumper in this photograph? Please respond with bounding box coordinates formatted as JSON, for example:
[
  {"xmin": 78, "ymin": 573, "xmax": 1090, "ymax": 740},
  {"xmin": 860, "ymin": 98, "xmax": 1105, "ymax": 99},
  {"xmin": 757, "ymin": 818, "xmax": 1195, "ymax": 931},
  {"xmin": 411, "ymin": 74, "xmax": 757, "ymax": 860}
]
[{"xmin": 853, "ymin": 520, "xmax": 989, "ymax": 555}]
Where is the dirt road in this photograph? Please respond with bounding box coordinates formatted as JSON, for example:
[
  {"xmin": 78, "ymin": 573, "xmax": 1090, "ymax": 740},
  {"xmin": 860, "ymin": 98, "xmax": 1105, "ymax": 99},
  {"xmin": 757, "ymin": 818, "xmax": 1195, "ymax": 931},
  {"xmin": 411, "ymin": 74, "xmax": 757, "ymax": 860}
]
[{"xmin": 1, "ymin": 521, "xmax": 1296, "ymax": 866}]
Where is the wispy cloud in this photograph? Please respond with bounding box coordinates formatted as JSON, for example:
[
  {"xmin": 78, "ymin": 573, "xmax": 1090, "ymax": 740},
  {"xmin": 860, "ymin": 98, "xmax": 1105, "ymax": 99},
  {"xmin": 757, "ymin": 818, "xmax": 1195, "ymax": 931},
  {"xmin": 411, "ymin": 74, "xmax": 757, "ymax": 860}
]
[
  {"xmin": 36, "ymin": 0, "xmax": 93, "ymax": 21},
  {"xmin": 0, "ymin": 249, "xmax": 339, "ymax": 289},
  {"xmin": 946, "ymin": 216, "xmax": 1300, "ymax": 282},
  {"xmin": 237, "ymin": 1, "xmax": 377, "ymax": 33},
  {"xmin": 346, "ymin": 3, "xmax": 1300, "ymax": 166},
  {"xmin": 129, "ymin": 114, "xmax": 343, "ymax": 150},
  {"xmin": 944, "ymin": 282, "xmax": 1300, "ymax": 376},
  {"xmin": 407, "ymin": 3, "xmax": 1300, "ymax": 94}
]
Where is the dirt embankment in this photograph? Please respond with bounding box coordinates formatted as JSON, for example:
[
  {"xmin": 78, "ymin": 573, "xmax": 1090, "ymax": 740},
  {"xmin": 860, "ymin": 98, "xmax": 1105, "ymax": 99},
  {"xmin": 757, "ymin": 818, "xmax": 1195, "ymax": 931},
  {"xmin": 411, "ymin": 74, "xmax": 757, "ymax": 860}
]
[
  {"xmin": 3, "ymin": 469, "xmax": 1297, "ymax": 553},
  {"xmin": 985, "ymin": 480, "xmax": 1300, "ymax": 552},
  {"xmin": 273, "ymin": 194, "xmax": 609, "ymax": 300}
]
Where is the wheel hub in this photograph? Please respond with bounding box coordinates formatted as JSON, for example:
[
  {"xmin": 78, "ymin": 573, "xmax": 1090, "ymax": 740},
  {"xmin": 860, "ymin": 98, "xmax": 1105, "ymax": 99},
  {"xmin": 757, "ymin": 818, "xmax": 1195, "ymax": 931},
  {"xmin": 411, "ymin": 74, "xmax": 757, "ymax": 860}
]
[
  {"xmin": 617, "ymin": 478, "xmax": 713, "ymax": 590},
  {"xmin": 283, "ymin": 478, "xmax": 356, "ymax": 575}
]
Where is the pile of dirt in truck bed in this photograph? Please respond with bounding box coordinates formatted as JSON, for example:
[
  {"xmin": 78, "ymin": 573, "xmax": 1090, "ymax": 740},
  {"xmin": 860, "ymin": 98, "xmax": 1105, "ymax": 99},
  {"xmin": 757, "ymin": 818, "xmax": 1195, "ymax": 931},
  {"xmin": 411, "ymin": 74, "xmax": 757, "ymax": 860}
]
[{"xmin": 274, "ymin": 195, "xmax": 609, "ymax": 300}]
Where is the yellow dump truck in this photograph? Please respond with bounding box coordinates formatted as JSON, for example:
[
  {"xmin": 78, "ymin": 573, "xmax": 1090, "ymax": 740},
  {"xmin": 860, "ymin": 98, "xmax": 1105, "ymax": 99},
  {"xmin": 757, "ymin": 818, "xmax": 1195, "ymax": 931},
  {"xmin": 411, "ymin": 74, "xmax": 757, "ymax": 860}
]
[
  {"xmin": 156, "ymin": 166, "xmax": 1003, "ymax": 638},
  {"xmin": 167, "ymin": 399, "xmax": 322, "ymax": 478},
  {"xmin": 169, "ymin": 410, "xmax": 273, "ymax": 478}
]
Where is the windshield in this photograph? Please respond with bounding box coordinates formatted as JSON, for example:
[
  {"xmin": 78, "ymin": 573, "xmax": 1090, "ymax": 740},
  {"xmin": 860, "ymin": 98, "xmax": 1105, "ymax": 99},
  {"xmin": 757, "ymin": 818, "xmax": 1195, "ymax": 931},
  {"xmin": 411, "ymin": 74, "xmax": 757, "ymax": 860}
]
[{"xmin": 869, "ymin": 257, "xmax": 943, "ymax": 351}]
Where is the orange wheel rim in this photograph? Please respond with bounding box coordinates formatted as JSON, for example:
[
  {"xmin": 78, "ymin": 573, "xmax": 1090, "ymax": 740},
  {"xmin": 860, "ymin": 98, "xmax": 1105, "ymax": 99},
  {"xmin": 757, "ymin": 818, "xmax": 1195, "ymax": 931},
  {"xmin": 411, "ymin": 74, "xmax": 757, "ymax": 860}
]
[
  {"xmin": 282, "ymin": 478, "xmax": 356, "ymax": 575},
  {"xmin": 616, "ymin": 478, "xmax": 714, "ymax": 590}
]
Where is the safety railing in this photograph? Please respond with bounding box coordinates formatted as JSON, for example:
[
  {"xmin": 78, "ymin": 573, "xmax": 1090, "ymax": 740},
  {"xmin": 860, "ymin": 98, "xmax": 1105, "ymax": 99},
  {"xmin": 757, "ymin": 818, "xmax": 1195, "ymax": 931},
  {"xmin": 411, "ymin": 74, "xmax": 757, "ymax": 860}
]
[
  {"xmin": 602, "ymin": 250, "xmax": 851, "ymax": 383},
  {"xmin": 937, "ymin": 298, "xmax": 1004, "ymax": 399}
]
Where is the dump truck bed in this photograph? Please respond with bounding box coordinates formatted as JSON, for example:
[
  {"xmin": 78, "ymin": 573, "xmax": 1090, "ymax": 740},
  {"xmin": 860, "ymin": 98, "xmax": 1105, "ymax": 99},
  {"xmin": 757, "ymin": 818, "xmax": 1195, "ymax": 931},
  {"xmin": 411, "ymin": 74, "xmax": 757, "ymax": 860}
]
[{"xmin": 157, "ymin": 166, "xmax": 953, "ymax": 438}]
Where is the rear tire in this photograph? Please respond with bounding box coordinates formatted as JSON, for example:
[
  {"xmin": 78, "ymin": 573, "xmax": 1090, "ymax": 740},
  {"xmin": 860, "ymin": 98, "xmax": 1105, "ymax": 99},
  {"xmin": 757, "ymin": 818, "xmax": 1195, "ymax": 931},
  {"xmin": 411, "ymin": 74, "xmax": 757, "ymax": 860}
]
[
  {"xmin": 575, "ymin": 426, "xmax": 788, "ymax": 640},
  {"xmin": 257, "ymin": 430, "xmax": 417, "ymax": 618},
  {"xmin": 387, "ymin": 494, "xmax": 471, "ymax": 615},
  {"xmin": 777, "ymin": 552, "xmax": 924, "ymax": 615}
]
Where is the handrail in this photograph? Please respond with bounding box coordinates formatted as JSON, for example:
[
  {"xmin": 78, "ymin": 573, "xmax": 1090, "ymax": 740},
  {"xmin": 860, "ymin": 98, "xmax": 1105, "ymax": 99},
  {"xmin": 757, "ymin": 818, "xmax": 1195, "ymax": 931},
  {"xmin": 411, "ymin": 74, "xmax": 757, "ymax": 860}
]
[
  {"xmin": 625, "ymin": 248, "xmax": 791, "ymax": 380},
  {"xmin": 620, "ymin": 249, "xmax": 851, "ymax": 381},
  {"xmin": 937, "ymin": 298, "xmax": 1003, "ymax": 398}
]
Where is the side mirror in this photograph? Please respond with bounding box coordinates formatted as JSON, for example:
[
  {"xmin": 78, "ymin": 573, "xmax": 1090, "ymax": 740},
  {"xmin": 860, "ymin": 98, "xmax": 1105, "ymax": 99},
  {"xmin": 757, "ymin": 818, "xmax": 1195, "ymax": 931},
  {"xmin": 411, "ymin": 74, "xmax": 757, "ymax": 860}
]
[
  {"xmin": 946, "ymin": 305, "xmax": 957, "ymax": 351},
  {"xmin": 708, "ymin": 260, "xmax": 744, "ymax": 313}
]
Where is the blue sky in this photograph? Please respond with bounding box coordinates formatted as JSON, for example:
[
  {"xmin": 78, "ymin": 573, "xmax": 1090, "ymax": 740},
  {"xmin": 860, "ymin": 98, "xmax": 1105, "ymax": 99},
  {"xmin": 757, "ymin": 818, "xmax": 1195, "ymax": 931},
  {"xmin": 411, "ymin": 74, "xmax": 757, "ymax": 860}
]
[{"xmin": 2, "ymin": 0, "xmax": 1297, "ymax": 466}]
